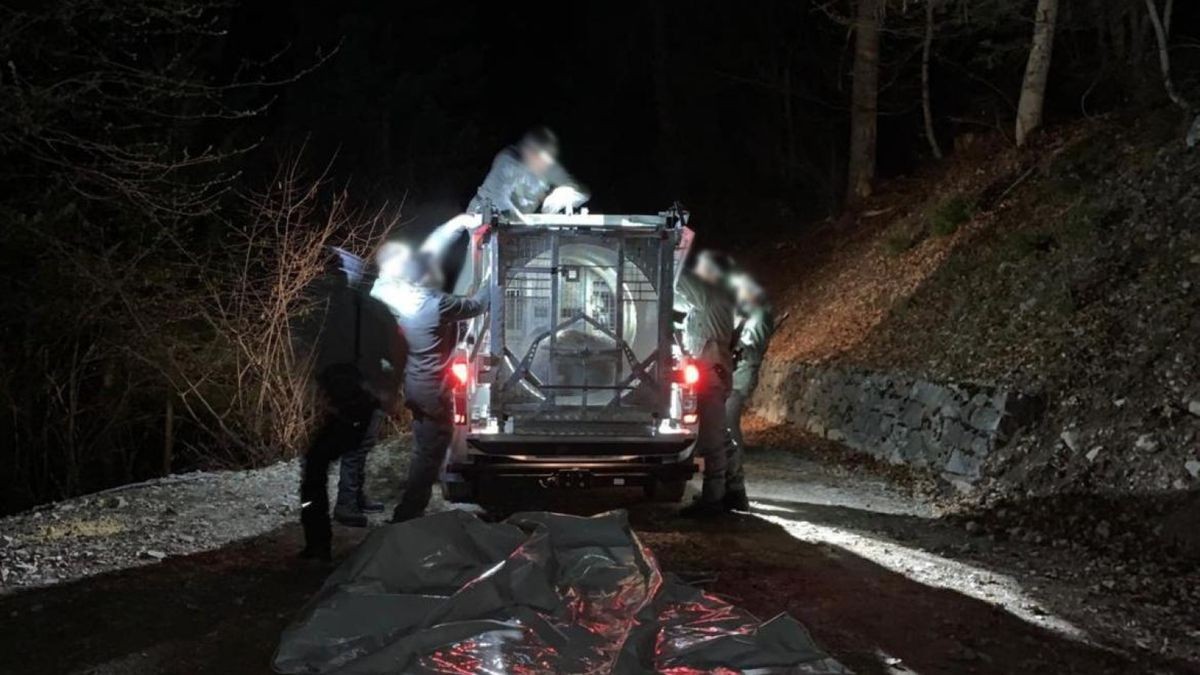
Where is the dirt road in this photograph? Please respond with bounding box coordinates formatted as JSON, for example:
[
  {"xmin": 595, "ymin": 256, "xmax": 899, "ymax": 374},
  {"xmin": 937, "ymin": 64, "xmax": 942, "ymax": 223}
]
[{"xmin": 1, "ymin": 441, "xmax": 1196, "ymax": 674}]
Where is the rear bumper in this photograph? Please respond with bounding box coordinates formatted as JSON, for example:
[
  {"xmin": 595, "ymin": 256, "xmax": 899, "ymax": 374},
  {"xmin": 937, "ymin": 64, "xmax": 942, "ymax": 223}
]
[
  {"xmin": 465, "ymin": 433, "xmax": 694, "ymax": 456},
  {"xmin": 445, "ymin": 434, "xmax": 696, "ymax": 500}
]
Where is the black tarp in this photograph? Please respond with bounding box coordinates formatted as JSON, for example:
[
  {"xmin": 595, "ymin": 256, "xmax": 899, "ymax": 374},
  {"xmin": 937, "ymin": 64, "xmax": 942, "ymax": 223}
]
[{"xmin": 274, "ymin": 510, "xmax": 848, "ymax": 674}]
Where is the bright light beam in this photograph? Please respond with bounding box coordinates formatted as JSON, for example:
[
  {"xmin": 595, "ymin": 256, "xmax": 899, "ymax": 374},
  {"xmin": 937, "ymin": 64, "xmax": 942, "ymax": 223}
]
[{"xmin": 751, "ymin": 504, "xmax": 1089, "ymax": 641}]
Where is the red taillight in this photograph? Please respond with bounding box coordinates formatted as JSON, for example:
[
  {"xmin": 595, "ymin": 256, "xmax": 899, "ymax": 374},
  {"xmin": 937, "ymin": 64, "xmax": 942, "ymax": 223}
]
[
  {"xmin": 451, "ymin": 359, "xmax": 469, "ymax": 387},
  {"xmin": 682, "ymin": 362, "xmax": 700, "ymax": 386}
]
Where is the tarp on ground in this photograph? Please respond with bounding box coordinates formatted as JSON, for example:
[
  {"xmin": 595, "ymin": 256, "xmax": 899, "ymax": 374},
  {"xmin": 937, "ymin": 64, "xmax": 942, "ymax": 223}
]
[{"xmin": 273, "ymin": 510, "xmax": 848, "ymax": 674}]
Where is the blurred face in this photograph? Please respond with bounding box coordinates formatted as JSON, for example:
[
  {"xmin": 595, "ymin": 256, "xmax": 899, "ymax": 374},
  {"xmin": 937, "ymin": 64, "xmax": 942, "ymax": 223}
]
[
  {"xmin": 376, "ymin": 242, "xmax": 412, "ymax": 280},
  {"xmin": 520, "ymin": 144, "xmax": 555, "ymax": 176},
  {"xmin": 694, "ymin": 255, "xmax": 723, "ymax": 284},
  {"xmin": 734, "ymin": 277, "xmax": 764, "ymax": 307}
]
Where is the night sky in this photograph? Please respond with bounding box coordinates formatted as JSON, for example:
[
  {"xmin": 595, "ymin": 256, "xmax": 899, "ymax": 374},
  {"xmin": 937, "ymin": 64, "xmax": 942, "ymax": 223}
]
[{"xmin": 227, "ymin": 1, "xmax": 852, "ymax": 241}]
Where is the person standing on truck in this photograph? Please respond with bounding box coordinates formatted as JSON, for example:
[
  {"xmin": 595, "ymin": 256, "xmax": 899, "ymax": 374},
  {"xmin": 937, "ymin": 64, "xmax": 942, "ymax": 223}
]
[
  {"xmin": 372, "ymin": 253, "xmax": 490, "ymax": 523},
  {"xmin": 675, "ymin": 250, "xmax": 738, "ymax": 518},
  {"xmin": 421, "ymin": 127, "xmax": 588, "ymax": 291},
  {"xmin": 299, "ymin": 245, "xmax": 408, "ymax": 562},
  {"xmin": 466, "ymin": 126, "xmax": 589, "ymax": 219},
  {"xmin": 723, "ymin": 272, "xmax": 775, "ymax": 512}
]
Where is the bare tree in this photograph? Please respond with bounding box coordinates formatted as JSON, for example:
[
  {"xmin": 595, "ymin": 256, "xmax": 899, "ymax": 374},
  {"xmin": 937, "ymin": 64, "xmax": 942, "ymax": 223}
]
[
  {"xmin": 161, "ymin": 162, "xmax": 396, "ymax": 464},
  {"xmin": 1015, "ymin": 0, "xmax": 1060, "ymax": 147},
  {"xmin": 847, "ymin": 0, "xmax": 883, "ymax": 206},
  {"xmin": 0, "ymin": 0, "xmax": 330, "ymax": 221},
  {"xmin": 0, "ymin": 0, "xmax": 333, "ymax": 510},
  {"xmin": 922, "ymin": 0, "xmax": 944, "ymax": 160},
  {"xmin": 1143, "ymin": 0, "xmax": 1189, "ymax": 111}
]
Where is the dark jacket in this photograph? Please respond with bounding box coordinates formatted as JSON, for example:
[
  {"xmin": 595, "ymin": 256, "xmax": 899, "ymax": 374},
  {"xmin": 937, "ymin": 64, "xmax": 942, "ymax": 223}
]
[
  {"xmin": 732, "ymin": 303, "xmax": 774, "ymax": 395},
  {"xmin": 466, "ymin": 146, "xmax": 585, "ymax": 216},
  {"xmin": 372, "ymin": 279, "xmax": 489, "ymax": 415},
  {"xmin": 310, "ymin": 277, "xmax": 406, "ymax": 410}
]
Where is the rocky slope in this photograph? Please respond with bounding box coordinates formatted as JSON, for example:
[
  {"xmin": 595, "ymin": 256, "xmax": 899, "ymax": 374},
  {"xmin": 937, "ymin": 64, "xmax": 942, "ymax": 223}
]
[{"xmin": 745, "ymin": 110, "xmax": 1200, "ymax": 549}]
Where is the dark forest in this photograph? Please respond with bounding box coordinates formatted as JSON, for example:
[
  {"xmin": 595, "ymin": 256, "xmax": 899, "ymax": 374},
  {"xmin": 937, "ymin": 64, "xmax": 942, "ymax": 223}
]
[{"xmin": 2, "ymin": 0, "xmax": 1197, "ymax": 511}]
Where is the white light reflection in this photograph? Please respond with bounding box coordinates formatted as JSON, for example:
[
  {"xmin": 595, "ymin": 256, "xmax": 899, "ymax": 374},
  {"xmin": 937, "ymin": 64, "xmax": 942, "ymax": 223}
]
[{"xmin": 750, "ymin": 502, "xmax": 1089, "ymax": 641}]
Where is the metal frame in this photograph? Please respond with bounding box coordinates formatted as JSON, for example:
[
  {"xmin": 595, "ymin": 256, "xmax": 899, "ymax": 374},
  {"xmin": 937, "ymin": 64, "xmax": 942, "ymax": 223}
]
[{"xmin": 474, "ymin": 210, "xmax": 685, "ymax": 427}]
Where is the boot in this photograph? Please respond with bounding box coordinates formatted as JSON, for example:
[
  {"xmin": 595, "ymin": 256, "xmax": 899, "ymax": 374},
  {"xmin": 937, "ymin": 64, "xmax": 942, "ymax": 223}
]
[
  {"xmin": 333, "ymin": 504, "xmax": 368, "ymax": 528},
  {"xmin": 358, "ymin": 492, "xmax": 385, "ymax": 514},
  {"xmin": 390, "ymin": 500, "xmax": 425, "ymax": 524},
  {"xmin": 298, "ymin": 543, "xmax": 332, "ymax": 562},
  {"xmin": 678, "ymin": 497, "xmax": 727, "ymax": 519},
  {"xmin": 723, "ymin": 488, "xmax": 750, "ymax": 512},
  {"xmin": 680, "ymin": 477, "xmax": 730, "ymax": 519}
]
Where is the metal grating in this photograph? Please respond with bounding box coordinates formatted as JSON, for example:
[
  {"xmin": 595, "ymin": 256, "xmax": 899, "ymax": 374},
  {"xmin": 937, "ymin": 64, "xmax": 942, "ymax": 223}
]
[{"xmin": 490, "ymin": 228, "xmax": 671, "ymax": 416}]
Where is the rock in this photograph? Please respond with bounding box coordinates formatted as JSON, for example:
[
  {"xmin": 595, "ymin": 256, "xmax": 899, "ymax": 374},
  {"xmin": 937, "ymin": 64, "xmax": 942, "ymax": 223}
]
[
  {"xmin": 102, "ymin": 496, "xmax": 128, "ymax": 509},
  {"xmin": 965, "ymin": 520, "xmax": 981, "ymax": 535},
  {"xmin": 1135, "ymin": 434, "xmax": 1159, "ymax": 453},
  {"xmin": 1095, "ymin": 520, "xmax": 1111, "ymax": 539},
  {"xmin": 1060, "ymin": 430, "xmax": 1080, "ymax": 452},
  {"xmin": 1188, "ymin": 400, "xmax": 1200, "ymax": 418},
  {"xmin": 1086, "ymin": 447, "xmax": 1102, "ymax": 463},
  {"xmin": 139, "ymin": 550, "xmax": 167, "ymax": 561},
  {"xmin": 1186, "ymin": 460, "xmax": 1200, "ymax": 480}
]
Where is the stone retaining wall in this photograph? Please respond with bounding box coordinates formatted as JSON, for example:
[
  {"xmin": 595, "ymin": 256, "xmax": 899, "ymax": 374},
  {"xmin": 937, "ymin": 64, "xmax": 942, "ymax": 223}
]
[{"xmin": 752, "ymin": 362, "xmax": 1043, "ymax": 485}]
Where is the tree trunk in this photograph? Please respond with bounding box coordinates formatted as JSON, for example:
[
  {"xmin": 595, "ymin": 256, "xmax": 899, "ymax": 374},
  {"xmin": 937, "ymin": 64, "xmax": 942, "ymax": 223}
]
[
  {"xmin": 1015, "ymin": 0, "xmax": 1060, "ymax": 147},
  {"xmin": 922, "ymin": 0, "xmax": 944, "ymax": 160},
  {"xmin": 1144, "ymin": 0, "xmax": 1191, "ymax": 111},
  {"xmin": 1130, "ymin": 3, "xmax": 1146, "ymax": 66},
  {"xmin": 847, "ymin": 0, "xmax": 882, "ymax": 206},
  {"xmin": 1109, "ymin": 3, "xmax": 1128, "ymax": 64}
]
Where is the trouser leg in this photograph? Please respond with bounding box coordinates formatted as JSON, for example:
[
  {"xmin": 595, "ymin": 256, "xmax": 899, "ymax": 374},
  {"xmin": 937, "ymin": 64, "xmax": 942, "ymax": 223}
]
[
  {"xmin": 695, "ymin": 365, "xmax": 731, "ymax": 504},
  {"xmin": 395, "ymin": 409, "xmax": 452, "ymax": 519},
  {"xmin": 300, "ymin": 415, "xmax": 345, "ymax": 552},
  {"xmin": 725, "ymin": 390, "xmax": 747, "ymax": 493},
  {"xmin": 336, "ymin": 408, "xmax": 383, "ymax": 510},
  {"xmin": 726, "ymin": 390, "xmax": 747, "ymax": 451}
]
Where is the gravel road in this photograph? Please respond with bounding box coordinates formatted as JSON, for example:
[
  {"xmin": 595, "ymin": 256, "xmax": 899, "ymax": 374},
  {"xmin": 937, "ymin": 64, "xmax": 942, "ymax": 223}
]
[{"xmin": 1, "ymin": 435, "xmax": 1196, "ymax": 674}]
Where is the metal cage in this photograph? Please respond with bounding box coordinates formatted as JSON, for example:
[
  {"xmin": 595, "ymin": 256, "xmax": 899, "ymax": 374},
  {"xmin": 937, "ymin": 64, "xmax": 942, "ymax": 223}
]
[{"xmin": 469, "ymin": 213, "xmax": 685, "ymax": 436}]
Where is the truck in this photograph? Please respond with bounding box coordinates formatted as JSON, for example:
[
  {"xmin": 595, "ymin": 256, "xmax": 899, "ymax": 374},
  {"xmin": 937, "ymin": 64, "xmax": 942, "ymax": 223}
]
[{"xmin": 439, "ymin": 207, "xmax": 701, "ymax": 506}]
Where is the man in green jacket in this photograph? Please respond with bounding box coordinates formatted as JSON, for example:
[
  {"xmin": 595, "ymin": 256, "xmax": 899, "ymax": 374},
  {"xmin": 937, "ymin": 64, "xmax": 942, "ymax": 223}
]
[
  {"xmin": 723, "ymin": 272, "xmax": 775, "ymax": 511},
  {"xmin": 674, "ymin": 251, "xmax": 737, "ymax": 517}
]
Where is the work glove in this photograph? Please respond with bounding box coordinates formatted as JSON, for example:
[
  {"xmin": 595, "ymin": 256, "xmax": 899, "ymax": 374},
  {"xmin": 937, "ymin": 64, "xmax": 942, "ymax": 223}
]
[{"xmin": 540, "ymin": 186, "xmax": 588, "ymax": 214}]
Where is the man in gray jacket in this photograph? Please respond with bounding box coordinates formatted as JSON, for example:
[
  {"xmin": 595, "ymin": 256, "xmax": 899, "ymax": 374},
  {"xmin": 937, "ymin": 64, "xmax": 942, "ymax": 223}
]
[
  {"xmin": 674, "ymin": 250, "xmax": 737, "ymax": 518},
  {"xmin": 372, "ymin": 253, "xmax": 489, "ymax": 522},
  {"xmin": 466, "ymin": 127, "xmax": 588, "ymax": 219},
  {"xmin": 422, "ymin": 128, "xmax": 587, "ymax": 292}
]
